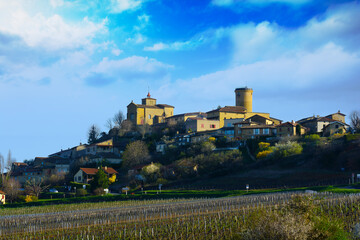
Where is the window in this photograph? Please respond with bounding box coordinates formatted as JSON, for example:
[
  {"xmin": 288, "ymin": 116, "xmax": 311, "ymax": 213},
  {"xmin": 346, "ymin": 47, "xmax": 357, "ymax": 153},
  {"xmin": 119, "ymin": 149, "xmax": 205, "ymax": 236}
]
[
  {"xmin": 253, "ymin": 129, "xmax": 260, "ymax": 135},
  {"xmin": 210, "ymin": 124, "xmax": 216, "ymax": 128},
  {"xmin": 263, "ymin": 128, "xmax": 269, "ymax": 134},
  {"xmin": 148, "ymin": 114, "xmax": 151, "ymax": 119},
  {"xmin": 78, "ymin": 176, "xmax": 81, "ymax": 181},
  {"xmin": 130, "ymin": 113, "xmax": 135, "ymax": 120},
  {"xmin": 227, "ymin": 123, "xmax": 232, "ymax": 127},
  {"xmin": 335, "ymin": 125, "xmax": 339, "ymax": 129},
  {"xmin": 225, "ymin": 130, "xmax": 234, "ymax": 135},
  {"xmin": 201, "ymin": 124, "xmax": 204, "ymax": 128},
  {"xmin": 238, "ymin": 130, "xmax": 242, "ymax": 134}
]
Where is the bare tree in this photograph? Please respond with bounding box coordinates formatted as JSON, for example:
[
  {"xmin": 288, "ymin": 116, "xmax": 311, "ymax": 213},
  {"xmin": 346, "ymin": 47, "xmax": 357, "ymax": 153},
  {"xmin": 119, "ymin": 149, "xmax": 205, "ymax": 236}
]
[
  {"xmin": 105, "ymin": 118, "xmax": 113, "ymax": 130},
  {"xmin": 350, "ymin": 111, "xmax": 360, "ymax": 133},
  {"xmin": 113, "ymin": 111, "xmax": 124, "ymax": 128},
  {"xmin": 122, "ymin": 141, "xmax": 150, "ymax": 168},
  {"xmin": 3, "ymin": 178, "xmax": 21, "ymax": 203},
  {"xmin": 137, "ymin": 124, "xmax": 150, "ymax": 139},
  {"xmin": 119, "ymin": 120, "xmax": 133, "ymax": 136},
  {"xmin": 0, "ymin": 154, "xmax": 4, "ymax": 186},
  {"xmin": 25, "ymin": 178, "xmax": 50, "ymax": 198},
  {"xmin": 5, "ymin": 150, "xmax": 14, "ymax": 180},
  {"xmin": 47, "ymin": 172, "xmax": 66, "ymax": 186},
  {"xmin": 87, "ymin": 124, "xmax": 100, "ymax": 144}
]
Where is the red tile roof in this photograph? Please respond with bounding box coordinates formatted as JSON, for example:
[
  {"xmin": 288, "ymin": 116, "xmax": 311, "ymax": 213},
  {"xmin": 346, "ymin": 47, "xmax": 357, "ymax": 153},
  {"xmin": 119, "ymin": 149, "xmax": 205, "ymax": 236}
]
[
  {"xmin": 0, "ymin": 190, "xmax": 5, "ymax": 194},
  {"xmin": 80, "ymin": 167, "xmax": 118, "ymax": 175}
]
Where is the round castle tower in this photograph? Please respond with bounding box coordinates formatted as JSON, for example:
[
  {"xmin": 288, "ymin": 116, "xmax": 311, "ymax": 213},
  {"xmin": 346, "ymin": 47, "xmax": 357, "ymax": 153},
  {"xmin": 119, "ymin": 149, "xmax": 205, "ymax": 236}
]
[{"xmin": 235, "ymin": 87, "xmax": 253, "ymax": 112}]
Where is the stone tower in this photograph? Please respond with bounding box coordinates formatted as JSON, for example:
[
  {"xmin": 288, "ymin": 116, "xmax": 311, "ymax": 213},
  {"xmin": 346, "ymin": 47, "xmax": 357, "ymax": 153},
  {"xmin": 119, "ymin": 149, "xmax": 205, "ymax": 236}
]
[{"xmin": 235, "ymin": 87, "xmax": 253, "ymax": 112}]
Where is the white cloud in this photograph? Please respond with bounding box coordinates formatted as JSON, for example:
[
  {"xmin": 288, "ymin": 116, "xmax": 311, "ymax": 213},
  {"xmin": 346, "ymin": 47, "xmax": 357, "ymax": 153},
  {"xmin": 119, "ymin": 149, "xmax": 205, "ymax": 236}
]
[
  {"xmin": 154, "ymin": 2, "xmax": 360, "ymax": 115},
  {"xmin": 138, "ymin": 14, "xmax": 150, "ymax": 23},
  {"xmin": 126, "ymin": 33, "xmax": 147, "ymax": 44},
  {"xmin": 143, "ymin": 28, "xmax": 227, "ymax": 51},
  {"xmin": 110, "ymin": 0, "xmax": 143, "ymax": 13},
  {"xmin": 229, "ymin": 2, "xmax": 360, "ymax": 64},
  {"xmin": 146, "ymin": 24, "xmax": 235, "ymax": 52},
  {"xmin": 144, "ymin": 42, "xmax": 169, "ymax": 51},
  {"xmin": 112, "ymin": 48, "xmax": 123, "ymax": 56},
  {"xmin": 95, "ymin": 56, "xmax": 172, "ymax": 75},
  {"xmin": 50, "ymin": 0, "xmax": 64, "ymax": 8},
  {"xmin": 83, "ymin": 56, "xmax": 173, "ymax": 86},
  {"xmin": 157, "ymin": 43, "xmax": 360, "ymax": 114},
  {"xmin": 0, "ymin": 6, "xmax": 107, "ymax": 51},
  {"xmin": 134, "ymin": 13, "xmax": 150, "ymax": 31}
]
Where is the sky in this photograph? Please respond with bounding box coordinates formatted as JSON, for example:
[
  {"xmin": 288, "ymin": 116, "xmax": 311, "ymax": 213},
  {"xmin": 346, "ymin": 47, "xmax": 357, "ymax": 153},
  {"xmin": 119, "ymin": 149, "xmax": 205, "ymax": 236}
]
[{"xmin": 0, "ymin": 0, "xmax": 360, "ymax": 162}]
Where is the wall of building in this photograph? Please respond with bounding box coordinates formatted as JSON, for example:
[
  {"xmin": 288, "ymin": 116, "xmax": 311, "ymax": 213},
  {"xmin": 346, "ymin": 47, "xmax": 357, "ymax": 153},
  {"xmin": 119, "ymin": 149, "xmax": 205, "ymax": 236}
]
[
  {"xmin": 327, "ymin": 113, "xmax": 345, "ymax": 123},
  {"xmin": 235, "ymin": 126, "xmax": 274, "ymax": 140},
  {"xmin": 277, "ymin": 126, "xmax": 296, "ymax": 137}
]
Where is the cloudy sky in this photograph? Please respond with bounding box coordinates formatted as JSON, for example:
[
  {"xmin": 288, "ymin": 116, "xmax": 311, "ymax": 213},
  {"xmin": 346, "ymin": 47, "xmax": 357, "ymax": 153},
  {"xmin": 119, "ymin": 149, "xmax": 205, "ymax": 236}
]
[{"xmin": 1, "ymin": 0, "xmax": 359, "ymax": 161}]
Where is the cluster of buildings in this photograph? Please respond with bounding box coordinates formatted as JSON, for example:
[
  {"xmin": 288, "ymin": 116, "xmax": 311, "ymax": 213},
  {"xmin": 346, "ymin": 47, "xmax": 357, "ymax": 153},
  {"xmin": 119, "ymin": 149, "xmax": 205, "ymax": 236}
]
[
  {"xmin": 10, "ymin": 138, "xmax": 125, "ymax": 185},
  {"xmin": 128, "ymin": 88, "xmax": 349, "ymax": 153}
]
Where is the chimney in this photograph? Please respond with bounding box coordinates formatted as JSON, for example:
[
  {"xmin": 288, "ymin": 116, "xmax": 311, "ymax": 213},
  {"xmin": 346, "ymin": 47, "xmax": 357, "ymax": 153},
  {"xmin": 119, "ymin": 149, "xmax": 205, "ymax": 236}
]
[{"xmin": 292, "ymin": 120, "xmax": 295, "ymax": 124}]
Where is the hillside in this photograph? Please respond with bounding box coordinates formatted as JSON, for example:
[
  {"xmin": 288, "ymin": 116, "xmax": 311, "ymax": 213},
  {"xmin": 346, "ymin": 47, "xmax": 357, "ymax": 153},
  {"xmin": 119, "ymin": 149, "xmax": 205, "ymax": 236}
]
[{"xmin": 136, "ymin": 134, "xmax": 360, "ymax": 191}]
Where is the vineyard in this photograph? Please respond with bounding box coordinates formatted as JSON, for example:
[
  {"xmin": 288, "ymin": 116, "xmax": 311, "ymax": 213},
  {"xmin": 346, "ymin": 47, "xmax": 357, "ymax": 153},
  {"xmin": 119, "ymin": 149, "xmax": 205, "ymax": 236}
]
[{"xmin": 1, "ymin": 192, "xmax": 360, "ymax": 239}]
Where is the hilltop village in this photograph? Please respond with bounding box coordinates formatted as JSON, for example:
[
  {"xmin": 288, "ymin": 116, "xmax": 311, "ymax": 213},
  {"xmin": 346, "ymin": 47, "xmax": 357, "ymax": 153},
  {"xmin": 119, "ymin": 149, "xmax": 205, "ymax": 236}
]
[{"xmin": 6, "ymin": 87, "xmax": 358, "ymax": 201}]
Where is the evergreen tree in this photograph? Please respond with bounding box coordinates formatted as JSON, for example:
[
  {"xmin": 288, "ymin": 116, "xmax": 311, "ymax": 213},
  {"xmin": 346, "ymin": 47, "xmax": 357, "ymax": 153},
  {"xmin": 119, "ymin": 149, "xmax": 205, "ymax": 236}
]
[
  {"xmin": 88, "ymin": 124, "xmax": 100, "ymax": 144},
  {"xmin": 90, "ymin": 169, "xmax": 109, "ymax": 191}
]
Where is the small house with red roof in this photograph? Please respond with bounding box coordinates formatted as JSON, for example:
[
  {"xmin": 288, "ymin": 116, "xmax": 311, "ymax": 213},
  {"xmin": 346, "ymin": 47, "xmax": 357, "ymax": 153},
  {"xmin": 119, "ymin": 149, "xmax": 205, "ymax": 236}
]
[
  {"xmin": 0, "ymin": 190, "xmax": 5, "ymax": 204},
  {"xmin": 73, "ymin": 167, "xmax": 118, "ymax": 184}
]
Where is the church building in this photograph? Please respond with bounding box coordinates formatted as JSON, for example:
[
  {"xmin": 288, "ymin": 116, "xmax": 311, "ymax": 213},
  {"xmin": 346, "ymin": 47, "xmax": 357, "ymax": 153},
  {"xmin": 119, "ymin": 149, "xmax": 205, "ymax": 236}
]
[{"xmin": 127, "ymin": 92, "xmax": 174, "ymax": 125}]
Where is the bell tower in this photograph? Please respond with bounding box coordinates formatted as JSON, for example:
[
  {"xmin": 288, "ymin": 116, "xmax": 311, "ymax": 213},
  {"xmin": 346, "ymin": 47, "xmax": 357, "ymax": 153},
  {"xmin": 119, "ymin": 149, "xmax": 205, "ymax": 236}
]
[{"xmin": 235, "ymin": 87, "xmax": 253, "ymax": 112}]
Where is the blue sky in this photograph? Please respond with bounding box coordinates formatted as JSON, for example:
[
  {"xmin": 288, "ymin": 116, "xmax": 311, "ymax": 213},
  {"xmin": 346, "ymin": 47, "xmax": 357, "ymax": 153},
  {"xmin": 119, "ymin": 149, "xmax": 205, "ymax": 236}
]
[{"xmin": 1, "ymin": 0, "xmax": 360, "ymax": 161}]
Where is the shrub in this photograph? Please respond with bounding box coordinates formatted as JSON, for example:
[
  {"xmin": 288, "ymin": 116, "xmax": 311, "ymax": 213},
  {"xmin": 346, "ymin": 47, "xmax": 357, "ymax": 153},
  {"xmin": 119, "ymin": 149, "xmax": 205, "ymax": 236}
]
[
  {"xmin": 305, "ymin": 134, "xmax": 321, "ymax": 141},
  {"xmin": 141, "ymin": 163, "xmax": 162, "ymax": 183},
  {"xmin": 156, "ymin": 178, "xmax": 168, "ymax": 185},
  {"xmin": 332, "ymin": 133, "xmax": 344, "ymax": 138},
  {"xmin": 25, "ymin": 195, "xmax": 38, "ymax": 203},
  {"xmin": 346, "ymin": 133, "xmax": 360, "ymax": 142},
  {"xmin": 76, "ymin": 188, "xmax": 88, "ymax": 197},
  {"xmin": 69, "ymin": 182, "xmax": 90, "ymax": 190},
  {"xmin": 256, "ymin": 150, "xmax": 273, "ymax": 159},
  {"xmin": 109, "ymin": 174, "xmax": 116, "ymax": 184},
  {"xmin": 258, "ymin": 142, "xmax": 270, "ymax": 150},
  {"xmin": 271, "ymin": 141, "xmax": 303, "ymax": 158},
  {"xmin": 239, "ymin": 209, "xmax": 313, "ymax": 240},
  {"xmin": 93, "ymin": 187, "xmax": 105, "ymax": 196}
]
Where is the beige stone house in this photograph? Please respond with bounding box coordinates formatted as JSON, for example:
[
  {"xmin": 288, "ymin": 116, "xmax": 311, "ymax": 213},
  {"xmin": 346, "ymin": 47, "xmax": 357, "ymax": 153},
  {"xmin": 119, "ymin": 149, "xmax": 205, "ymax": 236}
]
[{"xmin": 185, "ymin": 117, "xmax": 220, "ymax": 133}]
